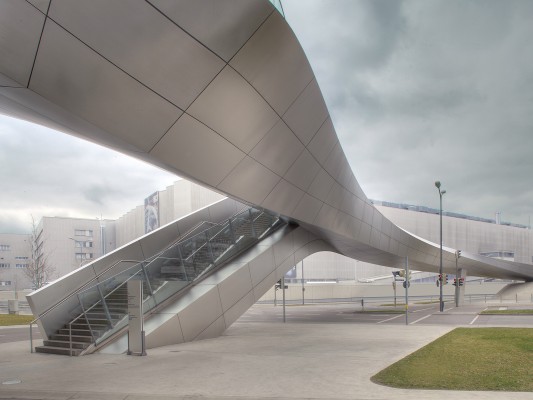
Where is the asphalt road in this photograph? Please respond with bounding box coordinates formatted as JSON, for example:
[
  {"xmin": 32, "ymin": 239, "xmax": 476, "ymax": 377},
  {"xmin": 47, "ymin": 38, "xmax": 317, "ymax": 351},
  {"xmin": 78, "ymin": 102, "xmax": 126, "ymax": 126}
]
[
  {"xmin": 237, "ymin": 302, "xmax": 533, "ymax": 327},
  {"xmin": 0, "ymin": 302, "xmax": 531, "ymax": 345},
  {"xmin": 0, "ymin": 326, "xmax": 41, "ymax": 344}
]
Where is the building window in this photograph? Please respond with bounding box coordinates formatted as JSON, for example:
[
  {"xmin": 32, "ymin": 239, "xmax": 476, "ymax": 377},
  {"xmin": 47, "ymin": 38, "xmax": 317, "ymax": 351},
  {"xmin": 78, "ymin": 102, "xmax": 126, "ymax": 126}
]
[
  {"xmin": 75, "ymin": 241, "xmax": 93, "ymax": 248},
  {"xmin": 0, "ymin": 281, "xmax": 11, "ymax": 286},
  {"xmin": 480, "ymin": 251, "xmax": 515, "ymax": 259},
  {"xmin": 15, "ymin": 256, "xmax": 29, "ymax": 260},
  {"xmin": 0, "ymin": 244, "xmax": 10, "ymax": 251},
  {"xmin": 15, "ymin": 264, "xmax": 29, "ymax": 268},
  {"xmin": 75, "ymin": 230, "xmax": 93, "ymax": 237},
  {"xmin": 75, "ymin": 253, "xmax": 93, "ymax": 260},
  {"xmin": 0, "ymin": 263, "xmax": 10, "ymax": 268}
]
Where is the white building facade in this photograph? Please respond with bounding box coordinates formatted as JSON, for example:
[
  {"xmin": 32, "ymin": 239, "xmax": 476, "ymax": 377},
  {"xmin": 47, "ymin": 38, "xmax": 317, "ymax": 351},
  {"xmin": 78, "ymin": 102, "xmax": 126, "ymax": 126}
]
[
  {"xmin": 0, "ymin": 181, "xmax": 224, "ymax": 290},
  {"xmin": 289, "ymin": 201, "xmax": 533, "ymax": 283},
  {"xmin": 0, "ymin": 233, "xmax": 32, "ymax": 290},
  {"xmin": 3, "ymin": 182, "xmax": 532, "ymax": 290}
]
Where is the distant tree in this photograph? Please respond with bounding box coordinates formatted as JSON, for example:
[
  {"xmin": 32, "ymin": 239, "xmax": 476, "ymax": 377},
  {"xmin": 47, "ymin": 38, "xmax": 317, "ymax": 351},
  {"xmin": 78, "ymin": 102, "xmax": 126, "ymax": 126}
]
[{"xmin": 24, "ymin": 215, "xmax": 55, "ymax": 289}]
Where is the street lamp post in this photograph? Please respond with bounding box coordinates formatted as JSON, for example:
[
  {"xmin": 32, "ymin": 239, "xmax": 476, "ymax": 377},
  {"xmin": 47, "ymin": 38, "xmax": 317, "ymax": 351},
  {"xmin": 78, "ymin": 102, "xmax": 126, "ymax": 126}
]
[{"xmin": 435, "ymin": 181, "xmax": 446, "ymax": 312}]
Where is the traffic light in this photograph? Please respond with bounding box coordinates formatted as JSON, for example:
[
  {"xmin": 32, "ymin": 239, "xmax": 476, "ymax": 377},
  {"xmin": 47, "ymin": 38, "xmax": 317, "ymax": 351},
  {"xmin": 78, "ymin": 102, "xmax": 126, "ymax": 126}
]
[
  {"xmin": 275, "ymin": 279, "xmax": 288, "ymax": 290},
  {"xmin": 459, "ymin": 278, "xmax": 464, "ymax": 286},
  {"xmin": 453, "ymin": 278, "xmax": 457, "ymax": 286},
  {"xmin": 437, "ymin": 274, "xmax": 442, "ymax": 287},
  {"xmin": 398, "ymin": 269, "xmax": 411, "ymax": 281},
  {"xmin": 445, "ymin": 274, "xmax": 449, "ymax": 285}
]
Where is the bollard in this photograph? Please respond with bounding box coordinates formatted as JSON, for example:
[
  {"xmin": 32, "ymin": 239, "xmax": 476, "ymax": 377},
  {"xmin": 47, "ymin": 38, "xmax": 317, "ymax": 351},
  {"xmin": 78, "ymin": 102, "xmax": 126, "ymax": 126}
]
[{"xmin": 8, "ymin": 299, "xmax": 19, "ymax": 315}]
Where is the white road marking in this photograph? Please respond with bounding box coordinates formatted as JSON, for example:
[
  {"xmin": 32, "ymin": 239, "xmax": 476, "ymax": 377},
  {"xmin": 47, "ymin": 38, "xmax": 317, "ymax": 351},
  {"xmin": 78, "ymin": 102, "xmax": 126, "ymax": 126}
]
[
  {"xmin": 470, "ymin": 315, "xmax": 480, "ymax": 325},
  {"xmin": 410, "ymin": 314, "xmax": 432, "ymax": 325},
  {"xmin": 377, "ymin": 314, "xmax": 404, "ymax": 324},
  {"xmin": 412, "ymin": 306, "xmax": 434, "ymax": 313}
]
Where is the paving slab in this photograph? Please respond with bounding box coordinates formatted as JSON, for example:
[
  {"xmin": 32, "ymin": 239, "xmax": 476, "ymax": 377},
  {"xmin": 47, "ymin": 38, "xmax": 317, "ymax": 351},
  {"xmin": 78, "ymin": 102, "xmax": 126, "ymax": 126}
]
[{"xmin": 2, "ymin": 320, "xmax": 533, "ymax": 399}]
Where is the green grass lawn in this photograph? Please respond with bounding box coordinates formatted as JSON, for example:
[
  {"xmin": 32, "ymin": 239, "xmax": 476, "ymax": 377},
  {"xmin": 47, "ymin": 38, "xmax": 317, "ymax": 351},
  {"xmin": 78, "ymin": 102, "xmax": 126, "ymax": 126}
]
[
  {"xmin": 371, "ymin": 328, "xmax": 533, "ymax": 391},
  {"xmin": 0, "ymin": 314, "xmax": 34, "ymax": 326},
  {"xmin": 481, "ymin": 309, "xmax": 533, "ymax": 315}
]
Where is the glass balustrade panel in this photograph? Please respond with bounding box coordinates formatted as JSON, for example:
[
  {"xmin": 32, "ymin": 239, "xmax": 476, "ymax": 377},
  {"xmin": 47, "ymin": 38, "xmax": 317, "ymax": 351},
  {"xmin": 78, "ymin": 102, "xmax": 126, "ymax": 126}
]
[{"xmin": 71, "ymin": 209, "xmax": 281, "ymax": 347}]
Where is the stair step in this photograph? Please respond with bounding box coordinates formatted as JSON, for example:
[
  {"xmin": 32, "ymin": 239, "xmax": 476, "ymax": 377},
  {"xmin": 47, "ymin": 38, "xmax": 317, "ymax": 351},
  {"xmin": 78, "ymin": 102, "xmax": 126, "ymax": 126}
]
[
  {"xmin": 84, "ymin": 318, "xmax": 112, "ymax": 325},
  {"xmin": 84, "ymin": 312, "xmax": 125, "ymax": 319},
  {"xmin": 35, "ymin": 345, "xmax": 82, "ymax": 356},
  {"xmin": 57, "ymin": 328, "xmax": 94, "ymax": 336},
  {"xmin": 43, "ymin": 340, "xmax": 89, "ymax": 350},
  {"xmin": 50, "ymin": 334, "xmax": 93, "ymax": 343},
  {"xmin": 91, "ymin": 307, "xmax": 128, "ymax": 314},
  {"xmin": 68, "ymin": 323, "xmax": 108, "ymax": 330}
]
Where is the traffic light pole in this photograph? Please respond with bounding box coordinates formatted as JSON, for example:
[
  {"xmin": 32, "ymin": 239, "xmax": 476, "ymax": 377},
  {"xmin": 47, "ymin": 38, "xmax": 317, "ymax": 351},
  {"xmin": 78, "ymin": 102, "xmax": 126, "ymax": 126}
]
[
  {"xmin": 455, "ymin": 250, "xmax": 461, "ymax": 307},
  {"xmin": 405, "ymin": 256, "xmax": 409, "ymax": 325},
  {"xmin": 282, "ymin": 276, "xmax": 286, "ymax": 323}
]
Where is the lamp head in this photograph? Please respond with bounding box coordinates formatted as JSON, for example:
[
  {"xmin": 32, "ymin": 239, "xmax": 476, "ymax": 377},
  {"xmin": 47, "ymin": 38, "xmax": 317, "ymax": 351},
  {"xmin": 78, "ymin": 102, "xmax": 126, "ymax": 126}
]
[
  {"xmin": 435, "ymin": 181, "xmax": 441, "ymax": 189},
  {"xmin": 442, "ymin": 190, "xmax": 446, "ymax": 195}
]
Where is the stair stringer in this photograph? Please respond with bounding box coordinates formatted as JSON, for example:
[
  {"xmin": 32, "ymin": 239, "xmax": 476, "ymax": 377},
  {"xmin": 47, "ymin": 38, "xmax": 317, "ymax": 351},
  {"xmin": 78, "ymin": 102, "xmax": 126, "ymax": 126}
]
[{"xmin": 99, "ymin": 225, "xmax": 334, "ymax": 353}]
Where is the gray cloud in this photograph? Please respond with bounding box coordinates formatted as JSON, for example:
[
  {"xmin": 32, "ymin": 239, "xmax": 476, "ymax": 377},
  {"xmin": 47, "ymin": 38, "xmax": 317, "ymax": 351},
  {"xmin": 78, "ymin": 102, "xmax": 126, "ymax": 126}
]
[
  {"xmin": 284, "ymin": 0, "xmax": 533, "ymax": 225},
  {"xmin": 0, "ymin": 116, "xmax": 177, "ymax": 233},
  {"xmin": 2, "ymin": 0, "xmax": 533, "ymax": 234}
]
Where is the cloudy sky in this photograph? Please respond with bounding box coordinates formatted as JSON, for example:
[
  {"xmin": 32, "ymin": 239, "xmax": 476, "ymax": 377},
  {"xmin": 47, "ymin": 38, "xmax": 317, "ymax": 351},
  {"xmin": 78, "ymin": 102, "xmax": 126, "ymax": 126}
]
[{"xmin": 2, "ymin": 0, "xmax": 533, "ymax": 234}]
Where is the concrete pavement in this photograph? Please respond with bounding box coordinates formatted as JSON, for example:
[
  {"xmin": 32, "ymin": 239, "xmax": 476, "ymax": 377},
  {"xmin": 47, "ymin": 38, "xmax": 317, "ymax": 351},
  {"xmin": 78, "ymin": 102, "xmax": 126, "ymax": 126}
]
[{"xmin": 2, "ymin": 314, "xmax": 533, "ymax": 400}]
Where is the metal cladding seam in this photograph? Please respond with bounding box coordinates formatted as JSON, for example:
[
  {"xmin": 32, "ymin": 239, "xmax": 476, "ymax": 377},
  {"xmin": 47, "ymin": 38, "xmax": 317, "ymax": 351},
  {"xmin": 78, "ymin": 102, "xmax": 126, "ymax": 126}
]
[{"xmin": 0, "ymin": 0, "xmax": 531, "ymax": 281}]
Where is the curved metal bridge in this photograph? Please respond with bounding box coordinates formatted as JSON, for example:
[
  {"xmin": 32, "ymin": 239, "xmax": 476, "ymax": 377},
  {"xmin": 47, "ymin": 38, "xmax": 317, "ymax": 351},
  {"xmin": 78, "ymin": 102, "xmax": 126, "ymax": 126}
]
[{"xmin": 0, "ymin": 0, "xmax": 531, "ymax": 351}]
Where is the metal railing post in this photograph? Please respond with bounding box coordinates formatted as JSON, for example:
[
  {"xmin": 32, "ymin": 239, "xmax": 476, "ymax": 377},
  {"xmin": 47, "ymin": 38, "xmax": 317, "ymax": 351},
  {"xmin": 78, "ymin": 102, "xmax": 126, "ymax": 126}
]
[
  {"xmin": 30, "ymin": 322, "xmax": 33, "ymax": 353},
  {"xmin": 228, "ymin": 218, "xmax": 236, "ymax": 244},
  {"xmin": 69, "ymin": 322, "xmax": 73, "ymax": 357},
  {"xmin": 96, "ymin": 285, "xmax": 114, "ymax": 328},
  {"xmin": 176, "ymin": 244, "xmax": 189, "ymax": 282},
  {"xmin": 205, "ymin": 231, "xmax": 215, "ymax": 264},
  {"xmin": 78, "ymin": 294, "xmax": 97, "ymax": 343},
  {"xmin": 140, "ymin": 263, "xmax": 153, "ymax": 296},
  {"xmin": 248, "ymin": 209, "xmax": 257, "ymax": 238}
]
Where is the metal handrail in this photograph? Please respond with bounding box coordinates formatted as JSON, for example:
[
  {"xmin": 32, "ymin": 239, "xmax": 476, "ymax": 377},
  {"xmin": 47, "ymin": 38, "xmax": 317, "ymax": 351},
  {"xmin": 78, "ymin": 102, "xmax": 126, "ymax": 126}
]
[
  {"xmin": 67, "ymin": 268, "xmax": 149, "ymax": 355},
  {"xmin": 30, "ymin": 213, "xmax": 238, "ymax": 333},
  {"xmin": 31, "ymin": 206, "xmax": 277, "ymax": 354},
  {"xmin": 29, "ymin": 258, "xmax": 142, "ymax": 353},
  {"xmin": 29, "ymin": 214, "xmax": 239, "ymax": 351},
  {"xmin": 73, "ymin": 210, "xmax": 269, "ymax": 350}
]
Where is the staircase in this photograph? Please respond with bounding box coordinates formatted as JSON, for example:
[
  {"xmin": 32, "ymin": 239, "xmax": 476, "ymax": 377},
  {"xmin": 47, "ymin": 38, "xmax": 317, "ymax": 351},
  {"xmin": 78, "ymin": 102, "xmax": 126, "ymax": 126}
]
[
  {"xmin": 36, "ymin": 287, "xmax": 129, "ymax": 355},
  {"xmin": 34, "ymin": 208, "xmax": 283, "ymax": 355}
]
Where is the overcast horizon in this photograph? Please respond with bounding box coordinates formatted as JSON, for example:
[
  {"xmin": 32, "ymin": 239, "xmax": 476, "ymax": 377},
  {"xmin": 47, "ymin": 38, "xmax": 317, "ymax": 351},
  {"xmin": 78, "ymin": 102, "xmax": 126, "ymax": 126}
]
[{"xmin": 2, "ymin": 0, "xmax": 533, "ymax": 234}]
